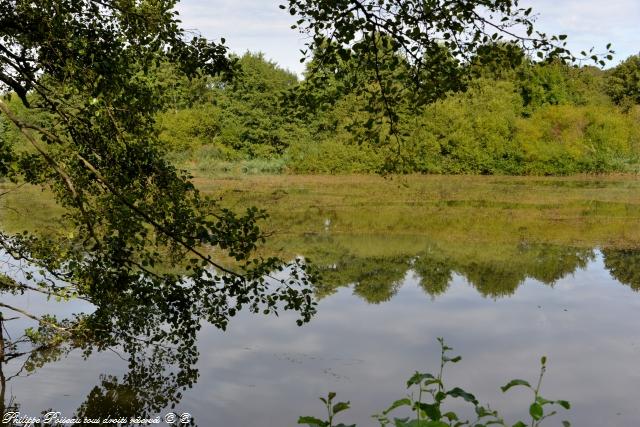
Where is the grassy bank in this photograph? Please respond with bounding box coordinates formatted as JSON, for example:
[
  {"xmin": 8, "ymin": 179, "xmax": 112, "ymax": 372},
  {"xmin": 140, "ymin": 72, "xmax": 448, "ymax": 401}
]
[
  {"xmin": 4, "ymin": 174, "xmax": 640, "ymax": 249},
  {"xmin": 198, "ymin": 174, "xmax": 640, "ymax": 250},
  {"xmin": 4, "ymin": 174, "xmax": 640, "ymax": 298}
]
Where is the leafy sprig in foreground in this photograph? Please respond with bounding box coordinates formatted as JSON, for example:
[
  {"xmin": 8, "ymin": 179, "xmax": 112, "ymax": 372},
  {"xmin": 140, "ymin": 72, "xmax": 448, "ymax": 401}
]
[{"xmin": 299, "ymin": 339, "xmax": 570, "ymax": 427}]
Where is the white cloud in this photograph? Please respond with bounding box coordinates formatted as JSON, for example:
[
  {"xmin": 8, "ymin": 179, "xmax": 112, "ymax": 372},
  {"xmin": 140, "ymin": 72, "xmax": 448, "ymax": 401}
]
[
  {"xmin": 519, "ymin": 0, "xmax": 639, "ymax": 65},
  {"xmin": 176, "ymin": 0, "xmax": 308, "ymax": 75}
]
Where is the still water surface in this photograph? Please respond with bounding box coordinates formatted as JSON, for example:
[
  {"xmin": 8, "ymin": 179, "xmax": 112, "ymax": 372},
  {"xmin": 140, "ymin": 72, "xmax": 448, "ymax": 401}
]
[{"xmin": 4, "ymin": 246, "xmax": 640, "ymax": 426}]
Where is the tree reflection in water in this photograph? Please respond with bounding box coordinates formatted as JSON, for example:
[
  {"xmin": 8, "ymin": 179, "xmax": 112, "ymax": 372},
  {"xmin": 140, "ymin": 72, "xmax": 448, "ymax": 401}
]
[
  {"xmin": 603, "ymin": 248, "xmax": 640, "ymax": 291},
  {"xmin": 0, "ymin": 247, "xmax": 313, "ymax": 425},
  {"xmin": 313, "ymin": 243, "xmax": 597, "ymax": 301},
  {"xmin": 0, "ymin": 298, "xmax": 199, "ymax": 425},
  {"xmin": 1, "ymin": 244, "xmax": 637, "ymax": 424}
]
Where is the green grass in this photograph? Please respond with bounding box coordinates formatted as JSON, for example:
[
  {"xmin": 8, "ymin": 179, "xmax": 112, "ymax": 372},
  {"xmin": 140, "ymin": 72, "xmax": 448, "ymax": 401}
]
[
  {"xmin": 166, "ymin": 146, "xmax": 288, "ymax": 177},
  {"xmin": 4, "ymin": 174, "xmax": 640, "ymax": 297},
  {"xmin": 7, "ymin": 174, "xmax": 640, "ymax": 247},
  {"xmin": 198, "ymin": 174, "xmax": 640, "ymax": 254},
  {"xmin": 3, "ymin": 174, "xmax": 640, "ymax": 292}
]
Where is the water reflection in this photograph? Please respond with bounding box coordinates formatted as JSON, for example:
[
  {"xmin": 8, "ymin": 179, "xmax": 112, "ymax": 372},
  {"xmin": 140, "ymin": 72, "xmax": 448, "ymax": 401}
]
[
  {"xmin": 314, "ymin": 243, "xmax": 596, "ymax": 301},
  {"xmin": 0, "ymin": 297, "xmax": 197, "ymax": 425},
  {"xmin": 1, "ymin": 243, "xmax": 640, "ymax": 426},
  {"xmin": 166, "ymin": 248, "xmax": 640, "ymax": 426},
  {"xmin": 603, "ymin": 249, "xmax": 640, "ymax": 292},
  {"xmin": 0, "ymin": 249, "xmax": 200, "ymax": 425}
]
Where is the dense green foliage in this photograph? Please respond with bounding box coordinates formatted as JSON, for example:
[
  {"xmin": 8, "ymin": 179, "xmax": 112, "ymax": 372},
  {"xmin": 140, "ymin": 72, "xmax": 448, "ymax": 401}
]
[
  {"xmin": 606, "ymin": 55, "xmax": 640, "ymax": 108},
  {"xmin": 162, "ymin": 52, "xmax": 640, "ymax": 176},
  {"xmin": 0, "ymin": 0, "xmax": 316, "ymax": 332},
  {"xmin": 0, "ymin": 1, "xmax": 315, "ymax": 419},
  {"xmin": 157, "ymin": 53, "xmax": 307, "ymax": 158}
]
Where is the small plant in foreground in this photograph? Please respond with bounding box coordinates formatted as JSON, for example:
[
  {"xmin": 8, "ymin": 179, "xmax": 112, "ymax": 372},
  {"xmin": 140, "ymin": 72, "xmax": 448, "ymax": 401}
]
[
  {"xmin": 299, "ymin": 338, "xmax": 571, "ymax": 427},
  {"xmin": 298, "ymin": 391, "xmax": 354, "ymax": 427}
]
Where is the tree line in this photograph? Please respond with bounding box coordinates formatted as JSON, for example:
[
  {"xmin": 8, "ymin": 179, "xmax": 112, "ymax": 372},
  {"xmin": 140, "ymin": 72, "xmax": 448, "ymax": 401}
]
[{"xmin": 151, "ymin": 51, "xmax": 640, "ymax": 175}]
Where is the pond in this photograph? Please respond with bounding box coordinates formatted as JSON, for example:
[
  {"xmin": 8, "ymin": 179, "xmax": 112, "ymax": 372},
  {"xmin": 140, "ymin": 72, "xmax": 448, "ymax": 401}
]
[{"xmin": 2, "ymin": 175, "xmax": 640, "ymax": 426}]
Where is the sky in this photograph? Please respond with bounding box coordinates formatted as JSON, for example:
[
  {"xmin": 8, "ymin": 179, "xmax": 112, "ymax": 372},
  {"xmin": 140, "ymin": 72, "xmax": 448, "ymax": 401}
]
[{"xmin": 175, "ymin": 0, "xmax": 639, "ymax": 76}]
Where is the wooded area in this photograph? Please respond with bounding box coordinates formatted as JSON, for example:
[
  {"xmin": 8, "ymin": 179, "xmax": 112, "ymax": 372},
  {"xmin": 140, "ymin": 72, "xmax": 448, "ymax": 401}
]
[{"xmin": 156, "ymin": 51, "xmax": 640, "ymax": 175}]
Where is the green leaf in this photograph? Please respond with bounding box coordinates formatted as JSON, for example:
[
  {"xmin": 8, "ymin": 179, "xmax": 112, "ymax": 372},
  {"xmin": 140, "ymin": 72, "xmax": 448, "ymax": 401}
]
[
  {"xmin": 419, "ymin": 422, "xmax": 448, "ymax": 427},
  {"xmin": 556, "ymin": 400, "xmax": 571, "ymax": 410},
  {"xmin": 501, "ymin": 379, "xmax": 531, "ymax": 393},
  {"xmin": 536, "ymin": 396, "xmax": 552, "ymax": 406},
  {"xmin": 442, "ymin": 411, "xmax": 458, "ymax": 421},
  {"xmin": 415, "ymin": 402, "xmax": 441, "ymax": 420},
  {"xmin": 447, "ymin": 387, "xmax": 478, "ymax": 404},
  {"xmin": 297, "ymin": 416, "xmax": 326, "ymax": 427},
  {"xmin": 512, "ymin": 422, "xmax": 527, "ymax": 427},
  {"xmin": 529, "ymin": 403, "xmax": 543, "ymax": 420},
  {"xmin": 333, "ymin": 401, "xmax": 351, "ymax": 415},
  {"xmin": 562, "ymin": 421, "xmax": 571, "ymax": 427},
  {"xmin": 384, "ymin": 398, "xmax": 412, "ymax": 415},
  {"xmin": 407, "ymin": 372, "xmax": 436, "ymax": 388},
  {"xmin": 395, "ymin": 420, "xmax": 448, "ymax": 427},
  {"xmin": 476, "ymin": 405, "xmax": 495, "ymax": 418}
]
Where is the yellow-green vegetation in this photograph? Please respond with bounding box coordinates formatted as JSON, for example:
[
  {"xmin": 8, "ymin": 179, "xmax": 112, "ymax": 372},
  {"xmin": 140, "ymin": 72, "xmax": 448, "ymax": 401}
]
[
  {"xmin": 200, "ymin": 174, "xmax": 640, "ymax": 300},
  {"xmin": 200, "ymin": 174, "xmax": 640, "ymax": 249},
  {"xmin": 7, "ymin": 174, "xmax": 640, "ymax": 250},
  {"xmin": 4, "ymin": 174, "xmax": 640, "ymax": 299},
  {"xmin": 0, "ymin": 182, "xmax": 66, "ymax": 234},
  {"xmin": 151, "ymin": 52, "xmax": 640, "ymax": 176},
  {"xmin": 4, "ymin": 53, "xmax": 640, "ymax": 177}
]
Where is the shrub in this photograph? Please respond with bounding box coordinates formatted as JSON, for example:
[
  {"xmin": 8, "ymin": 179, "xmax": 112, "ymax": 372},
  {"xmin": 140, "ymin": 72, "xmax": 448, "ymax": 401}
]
[
  {"xmin": 411, "ymin": 79, "xmax": 523, "ymax": 174},
  {"xmin": 287, "ymin": 138, "xmax": 385, "ymax": 174},
  {"xmin": 515, "ymin": 104, "xmax": 639, "ymax": 174}
]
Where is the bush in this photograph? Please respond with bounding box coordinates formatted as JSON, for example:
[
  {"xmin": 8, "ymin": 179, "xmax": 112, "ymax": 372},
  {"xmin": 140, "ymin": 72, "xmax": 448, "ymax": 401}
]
[
  {"xmin": 287, "ymin": 137, "xmax": 385, "ymax": 174},
  {"xmin": 299, "ymin": 339, "xmax": 571, "ymax": 427},
  {"xmin": 157, "ymin": 104, "xmax": 224, "ymax": 151},
  {"xmin": 410, "ymin": 79, "xmax": 524, "ymax": 174},
  {"xmin": 156, "ymin": 52, "xmax": 640, "ymax": 177},
  {"xmin": 515, "ymin": 104, "xmax": 640, "ymax": 174},
  {"xmin": 607, "ymin": 55, "xmax": 640, "ymax": 107}
]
